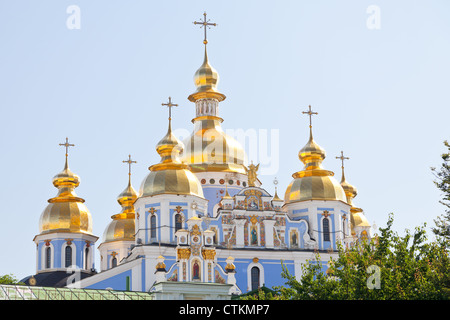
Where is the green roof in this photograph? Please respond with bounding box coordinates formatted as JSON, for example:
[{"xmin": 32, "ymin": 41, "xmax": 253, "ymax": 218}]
[{"xmin": 0, "ymin": 284, "xmax": 154, "ymax": 300}]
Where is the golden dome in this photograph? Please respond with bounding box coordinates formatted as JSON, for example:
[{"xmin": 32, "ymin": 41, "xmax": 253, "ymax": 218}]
[
  {"xmin": 183, "ymin": 42, "xmax": 246, "ymax": 174},
  {"xmin": 103, "ymin": 219, "xmax": 135, "ymax": 243},
  {"xmin": 350, "ymin": 207, "xmax": 371, "ymax": 228},
  {"xmin": 340, "ymin": 170, "xmax": 357, "ymax": 206},
  {"xmin": 337, "ymin": 164, "xmax": 370, "ymax": 229},
  {"xmin": 182, "ymin": 116, "xmax": 247, "ymax": 174},
  {"xmin": 140, "ymin": 120, "xmax": 204, "ymax": 198},
  {"xmin": 103, "ymin": 178, "xmax": 137, "ymax": 243},
  {"xmin": 284, "ymin": 128, "xmax": 346, "ymax": 204},
  {"xmin": 188, "ymin": 47, "xmax": 226, "ymax": 103},
  {"xmin": 39, "ymin": 156, "xmax": 93, "ymax": 235}
]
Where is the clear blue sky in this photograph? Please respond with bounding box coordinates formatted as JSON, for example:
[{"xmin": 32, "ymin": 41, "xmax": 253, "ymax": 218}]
[{"xmin": 0, "ymin": 1, "xmax": 449, "ymax": 280}]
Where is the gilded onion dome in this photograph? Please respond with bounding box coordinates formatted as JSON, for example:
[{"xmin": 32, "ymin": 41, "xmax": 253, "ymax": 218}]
[
  {"xmin": 103, "ymin": 173, "xmax": 137, "ymax": 243},
  {"xmin": 339, "ymin": 164, "xmax": 370, "ymax": 229},
  {"xmin": 284, "ymin": 123, "xmax": 347, "ymax": 204},
  {"xmin": 183, "ymin": 46, "xmax": 246, "ymax": 174},
  {"xmin": 140, "ymin": 117, "xmax": 204, "ymax": 198},
  {"xmin": 39, "ymin": 155, "xmax": 93, "ymax": 235},
  {"xmin": 182, "ymin": 116, "xmax": 247, "ymax": 174},
  {"xmin": 340, "ymin": 167, "xmax": 357, "ymax": 207},
  {"xmin": 188, "ymin": 47, "xmax": 226, "ymax": 103}
]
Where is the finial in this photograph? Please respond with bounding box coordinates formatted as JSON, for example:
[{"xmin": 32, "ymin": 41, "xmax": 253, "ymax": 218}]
[
  {"xmin": 302, "ymin": 105, "xmax": 318, "ymax": 136},
  {"xmin": 272, "ymin": 177, "xmax": 282, "ymax": 201},
  {"xmin": 162, "ymin": 96, "xmax": 178, "ymax": 127},
  {"xmin": 123, "ymin": 154, "xmax": 137, "ymax": 183},
  {"xmin": 336, "ymin": 151, "xmax": 349, "ymax": 182},
  {"xmin": 193, "ymin": 12, "xmax": 217, "ymax": 46},
  {"xmin": 59, "ymin": 137, "xmax": 75, "ymax": 168},
  {"xmin": 223, "ymin": 174, "xmax": 232, "ymax": 199}
]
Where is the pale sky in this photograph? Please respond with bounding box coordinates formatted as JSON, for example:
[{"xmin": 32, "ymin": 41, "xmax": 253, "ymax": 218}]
[{"xmin": 0, "ymin": 0, "xmax": 449, "ymax": 280}]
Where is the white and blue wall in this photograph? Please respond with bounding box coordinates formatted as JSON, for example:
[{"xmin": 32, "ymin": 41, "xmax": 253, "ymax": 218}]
[{"xmin": 33, "ymin": 232, "xmax": 98, "ymax": 273}]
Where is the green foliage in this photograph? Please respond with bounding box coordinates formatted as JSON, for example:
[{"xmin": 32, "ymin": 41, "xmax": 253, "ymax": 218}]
[
  {"xmin": 254, "ymin": 214, "xmax": 450, "ymax": 300},
  {"xmin": 239, "ymin": 287, "xmax": 282, "ymax": 300},
  {"xmin": 431, "ymin": 140, "xmax": 450, "ymax": 242},
  {"xmin": 0, "ymin": 274, "xmax": 25, "ymax": 285},
  {"xmin": 241, "ymin": 142, "xmax": 450, "ymax": 300}
]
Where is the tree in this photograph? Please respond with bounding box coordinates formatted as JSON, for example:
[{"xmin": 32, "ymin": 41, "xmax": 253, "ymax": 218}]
[
  {"xmin": 431, "ymin": 140, "xmax": 450, "ymax": 242},
  {"xmin": 258, "ymin": 214, "xmax": 450, "ymax": 300},
  {"xmin": 0, "ymin": 274, "xmax": 25, "ymax": 285}
]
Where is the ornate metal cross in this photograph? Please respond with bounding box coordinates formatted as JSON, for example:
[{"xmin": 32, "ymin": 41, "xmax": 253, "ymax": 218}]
[
  {"xmin": 162, "ymin": 96, "xmax": 178, "ymax": 121},
  {"xmin": 59, "ymin": 137, "xmax": 74, "ymax": 156},
  {"xmin": 336, "ymin": 151, "xmax": 350, "ymax": 169},
  {"xmin": 302, "ymin": 105, "xmax": 318, "ymax": 129},
  {"xmin": 193, "ymin": 12, "xmax": 217, "ymax": 45},
  {"xmin": 123, "ymin": 154, "xmax": 137, "ymax": 177}
]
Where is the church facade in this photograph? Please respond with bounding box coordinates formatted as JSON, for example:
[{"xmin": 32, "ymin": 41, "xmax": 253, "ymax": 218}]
[{"xmin": 22, "ymin": 13, "xmax": 372, "ymax": 297}]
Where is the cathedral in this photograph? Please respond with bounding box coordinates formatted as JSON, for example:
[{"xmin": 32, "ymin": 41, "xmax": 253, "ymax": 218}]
[{"xmin": 21, "ymin": 13, "xmax": 371, "ymax": 299}]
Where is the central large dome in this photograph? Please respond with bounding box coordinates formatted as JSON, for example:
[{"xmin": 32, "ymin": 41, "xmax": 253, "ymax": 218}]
[
  {"xmin": 184, "ymin": 46, "xmax": 247, "ymax": 174},
  {"xmin": 181, "ymin": 116, "xmax": 247, "ymax": 174}
]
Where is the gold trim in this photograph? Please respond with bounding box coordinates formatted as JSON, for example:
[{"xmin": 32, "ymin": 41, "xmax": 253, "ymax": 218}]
[{"xmin": 177, "ymin": 248, "xmax": 191, "ymax": 260}]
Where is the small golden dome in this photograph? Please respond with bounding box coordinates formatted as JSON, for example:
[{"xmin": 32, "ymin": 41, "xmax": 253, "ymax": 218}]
[
  {"xmin": 116, "ymin": 183, "xmax": 138, "ymax": 214},
  {"xmin": 188, "ymin": 47, "xmax": 226, "ymax": 102},
  {"xmin": 102, "ymin": 219, "xmax": 135, "ymax": 243},
  {"xmin": 103, "ymin": 161, "xmax": 138, "ymax": 243},
  {"xmin": 284, "ymin": 128, "xmax": 346, "ymax": 204},
  {"xmin": 39, "ymin": 156, "xmax": 93, "ymax": 235},
  {"xmin": 298, "ymin": 129, "xmax": 326, "ymax": 170},
  {"xmin": 336, "ymin": 159, "xmax": 370, "ymax": 230},
  {"xmin": 340, "ymin": 173, "xmax": 357, "ymax": 206},
  {"xmin": 140, "ymin": 119, "xmax": 204, "ymax": 198},
  {"xmin": 350, "ymin": 207, "xmax": 371, "ymax": 227}
]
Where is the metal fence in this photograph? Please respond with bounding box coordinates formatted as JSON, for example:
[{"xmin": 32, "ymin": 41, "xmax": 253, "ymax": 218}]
[{"xmin": 0, "ymin": 284, "xmax": 154, "ymax": 300}]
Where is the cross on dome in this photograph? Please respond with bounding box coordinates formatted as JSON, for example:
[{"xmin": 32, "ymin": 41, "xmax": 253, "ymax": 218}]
[
  {"xmin": 59, "ymin": 137, "xmax": 74, "ymax": 157},
  {"xmin": 336, "ymin": 151, "xmax": 349, "ymax": 170},
  {"xmin": 161, "ymin": 96, "xmax": 178, "ymax": 121},
  {"xmin": 302, "ymin": 105, "xmax": 318, "ymax": 129},
  {"xmin": 193, "ymin": 12, "xmax": 217, "ymax": 45},
  {"xmin": 122, "ymin": 154, "xmax": 137, "ymax": 178}
]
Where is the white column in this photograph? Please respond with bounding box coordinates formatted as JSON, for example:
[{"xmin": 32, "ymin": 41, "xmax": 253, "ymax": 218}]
[
  {"xmin": 195, "ymin": 98, "xmax": 219, "ymax": 117},
  {"xmin": 233, "ymin": 219, "xmax": 246, "ymax": 248},
  {"xmin": 160, "ymin": 200, "xmax": 170, "ymax": 243},
  {"xmin": 263, "ymin": 220, "xmax": 277, "ymax": 248}
]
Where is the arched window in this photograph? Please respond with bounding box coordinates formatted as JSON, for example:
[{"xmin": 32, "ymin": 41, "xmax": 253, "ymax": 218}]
[
  {"xmin": 175, "ymin": 214, "xmax": 182, "ymax": 233},
  {"xmin": 251, "ymin": 267, "xmax": 260, "ymax": 291},
  {"xmin": 45, "ymin": 247, "xmax": 51, "ymax": 269},
  {"xmin": 323, "ymin": 218, "xmax": 330, "ymax": 242},
  {"xmin": 65, "ymin": 246, "xmax": 72, "ymax": 268},
  {"xmin": 150, "ymin": 215, "xmax": 157, "ymax": 240},
  {"xmin": 112, "ymin": 257, "xmax": 117, "ymax": 268},
  {"xmin": 84, "ymin": 247, "xmax": 89, "ymax": 270}
]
